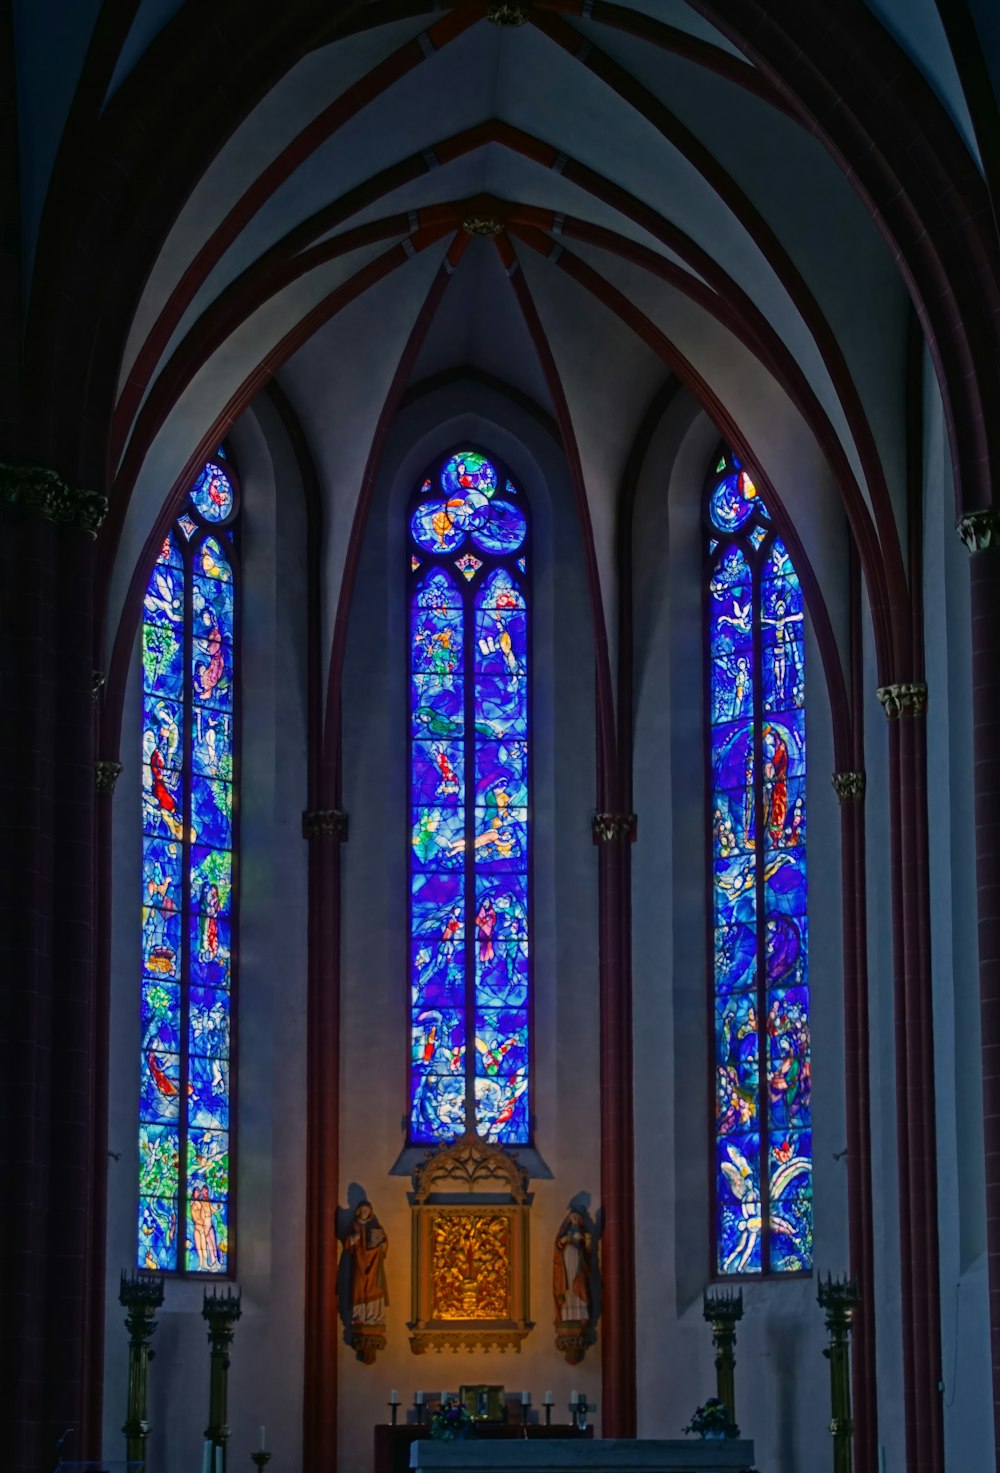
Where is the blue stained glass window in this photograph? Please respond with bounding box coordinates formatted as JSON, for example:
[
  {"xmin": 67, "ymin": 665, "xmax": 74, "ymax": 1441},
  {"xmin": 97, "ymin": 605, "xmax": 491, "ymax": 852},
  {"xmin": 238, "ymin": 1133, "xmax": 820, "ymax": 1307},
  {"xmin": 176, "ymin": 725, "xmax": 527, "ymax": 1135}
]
[
  {"xmin": 408, "ymin": 449, "xmax": 531, "ymax": 1146},
  {"xmin": 139, "ymin": 457, "xmax": 239, "ymax": 1274},
  {"xmin": 708, "ymin": 450, "xmax": 811, "ymax": 1276}
]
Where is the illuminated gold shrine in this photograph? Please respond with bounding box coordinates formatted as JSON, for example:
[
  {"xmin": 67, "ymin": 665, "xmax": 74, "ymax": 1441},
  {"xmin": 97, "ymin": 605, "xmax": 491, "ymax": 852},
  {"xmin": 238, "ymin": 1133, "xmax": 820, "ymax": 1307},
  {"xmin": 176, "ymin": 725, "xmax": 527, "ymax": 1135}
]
[{"xmin": 408, "ymin": 1134, "xmax": 532, "ymax": 1354}]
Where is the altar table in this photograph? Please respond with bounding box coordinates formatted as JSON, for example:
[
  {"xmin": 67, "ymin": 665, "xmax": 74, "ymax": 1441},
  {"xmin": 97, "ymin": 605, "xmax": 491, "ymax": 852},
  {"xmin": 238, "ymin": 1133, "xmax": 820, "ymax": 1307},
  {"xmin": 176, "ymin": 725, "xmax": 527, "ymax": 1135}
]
[
  {"xmin": 375, "ymin": 1425, "xmax": 592, "ymax": 1473},
  {"xmin": 408, "ymin": 1439, "xmax": 755, "ymax": 1472}
]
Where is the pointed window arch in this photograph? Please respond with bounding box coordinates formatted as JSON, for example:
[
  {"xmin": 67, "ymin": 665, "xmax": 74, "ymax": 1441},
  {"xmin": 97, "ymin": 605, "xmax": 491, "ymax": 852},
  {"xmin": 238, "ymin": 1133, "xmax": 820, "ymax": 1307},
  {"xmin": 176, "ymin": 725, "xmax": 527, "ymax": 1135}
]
[
  {"xmin": 408, "ymin": 448, "xmax": 531, "ymax": 1146},
  {"xmin": 138, "ymin": 454, "xmax": 239, "ymax": 1273},
  {"xmin": 707, "ymin": 448, "xmax": 812, "ymax": 1275}
]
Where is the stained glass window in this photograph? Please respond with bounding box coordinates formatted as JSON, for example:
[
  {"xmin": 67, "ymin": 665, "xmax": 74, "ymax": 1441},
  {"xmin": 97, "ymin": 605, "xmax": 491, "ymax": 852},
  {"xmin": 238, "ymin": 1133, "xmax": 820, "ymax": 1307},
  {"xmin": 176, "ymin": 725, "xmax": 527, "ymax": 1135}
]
[
  {"xmin": 139, "ymin": 454, "xmax": 238, "ymax": 1274},
  {"xmin": 408, "ymin": 449, "xmax": 530, "ymax": 1147},
  {"xmin": 708, "ymin": 449, "xmax": 811, "ymax": 1275}
]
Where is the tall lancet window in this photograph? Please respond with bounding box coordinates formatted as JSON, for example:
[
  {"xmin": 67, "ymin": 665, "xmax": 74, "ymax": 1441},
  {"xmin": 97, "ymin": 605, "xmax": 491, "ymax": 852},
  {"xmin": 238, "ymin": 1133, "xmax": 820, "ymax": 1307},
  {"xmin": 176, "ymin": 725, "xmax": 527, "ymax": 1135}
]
[
  {"xmin": 408, "ymin": 448, "xmax": 531, "ymax": 1147},
  {"xmin": 707, "ymin": 448, "xmax": 812, "ymax": 1276},
  {"xmin": 138, "ymin": 454, "xmax": 239, "ymax": 1273}
]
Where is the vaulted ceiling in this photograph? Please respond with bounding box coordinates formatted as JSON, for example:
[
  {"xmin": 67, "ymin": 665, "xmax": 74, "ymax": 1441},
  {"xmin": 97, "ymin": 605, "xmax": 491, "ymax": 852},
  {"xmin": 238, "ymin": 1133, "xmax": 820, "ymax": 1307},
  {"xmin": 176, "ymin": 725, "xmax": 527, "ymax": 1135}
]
[{"xmin": 7, "ymin": 0, "xmax": 998, "ymax": 686}]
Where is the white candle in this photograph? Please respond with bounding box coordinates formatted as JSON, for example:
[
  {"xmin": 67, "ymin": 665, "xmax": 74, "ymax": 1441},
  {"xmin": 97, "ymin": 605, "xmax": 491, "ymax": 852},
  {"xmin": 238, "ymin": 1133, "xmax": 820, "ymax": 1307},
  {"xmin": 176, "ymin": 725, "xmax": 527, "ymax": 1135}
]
[
  {"xmin": 570, "ymin": 1390, "xmax": 579, "ymax": 1403},
  {"xmin": 543, "ymin": 1390, "xmax": 553, "ymax": 1405},
  {"xmin": 522, "ymin": 1391, "xmax": 532, "ymax": 1406},
  {"xmin": 202, "ymin": 1442, "xmax": 210, "ymax": 1473},
  {"xmin": 390, "ymin": 1390, "xmax": 399, "ymax": 1405},
  {"xmin": 415, "ymin": 1391, "xmax": 424, "ymax": 1405},
  {"xmin": 259, "ymin": 1426, "xmax": 266, "ymax": 1451}
]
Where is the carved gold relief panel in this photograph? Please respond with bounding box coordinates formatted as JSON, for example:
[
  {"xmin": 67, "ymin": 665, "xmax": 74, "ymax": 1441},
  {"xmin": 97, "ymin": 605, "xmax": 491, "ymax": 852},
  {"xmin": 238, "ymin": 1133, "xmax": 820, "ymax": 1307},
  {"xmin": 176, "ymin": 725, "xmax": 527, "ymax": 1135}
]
[{"xmin": 431, "ymin": 1210, "xmax": 512, "ymax": 1321}]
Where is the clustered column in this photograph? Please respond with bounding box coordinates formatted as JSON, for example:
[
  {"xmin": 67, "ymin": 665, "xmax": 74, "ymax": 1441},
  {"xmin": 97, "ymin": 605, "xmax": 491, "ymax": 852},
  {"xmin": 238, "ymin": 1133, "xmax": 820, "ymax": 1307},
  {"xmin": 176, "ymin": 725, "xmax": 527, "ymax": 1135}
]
[
  {"xmin": 0, "ymin": 466, "xmax": 107, "ymax": 1473},
  {"xmin": 958, "ymin": 509, "xmax": 1000, "ymax": 1465},
  {"xmin": 876, "ymin": 678, "xmax": 943, "ymax": 1473},
  {"xmin": 593, "ymin": 810, "xmax": 637, "ymax": 1438}
]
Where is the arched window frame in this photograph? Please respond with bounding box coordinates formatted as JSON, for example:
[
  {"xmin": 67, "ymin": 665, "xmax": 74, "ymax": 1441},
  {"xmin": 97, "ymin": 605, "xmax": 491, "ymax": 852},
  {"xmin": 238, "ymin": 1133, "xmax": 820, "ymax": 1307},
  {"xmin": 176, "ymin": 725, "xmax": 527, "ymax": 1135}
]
[
  {"xmin": 706, "ymin": 446, "xmax": 812, "ymax": 1278},
  {"xmin": 138, "ymin": 451, "xmax": 241, "ymax": 1276},
  {"xmin": 406, "ymin": 444, "xmax": 533, "ymax": 1149}
]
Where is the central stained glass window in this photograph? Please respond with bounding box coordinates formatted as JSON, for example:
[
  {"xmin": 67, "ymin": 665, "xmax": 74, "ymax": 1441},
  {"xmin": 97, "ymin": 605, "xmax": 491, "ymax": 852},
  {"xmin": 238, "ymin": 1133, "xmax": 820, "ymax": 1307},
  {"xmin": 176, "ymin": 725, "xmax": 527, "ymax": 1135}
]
[
  {"xmin": 707, "ymin": 448, "xmax": 812, "ymax": 1275},
  {"xmin": 408, "ymin": 448, "xmax": 530, "ymax": 1146}
]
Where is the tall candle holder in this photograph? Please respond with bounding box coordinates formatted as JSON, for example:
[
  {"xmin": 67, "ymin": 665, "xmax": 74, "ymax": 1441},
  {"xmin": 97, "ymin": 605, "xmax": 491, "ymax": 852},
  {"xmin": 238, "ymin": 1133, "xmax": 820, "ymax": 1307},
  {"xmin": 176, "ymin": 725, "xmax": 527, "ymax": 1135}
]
[
  {"xmin": 202, "ymin": 1284, "xmax": 242, "ymax": 1473},
  {"xmin": 703, "ymin": 1286, "xmax": 743, "ymax": 1426},
  {"xmin": 250, "ymin": 1453, "xmax": 271, "ymax": 1473},
  {"xmin": 119, "ymin": 1269, "xmax": 165, "ymax": 1468},
  {"xmin": 818, "ymin": 1273, "xmax": 860, "ymax": 1473}
]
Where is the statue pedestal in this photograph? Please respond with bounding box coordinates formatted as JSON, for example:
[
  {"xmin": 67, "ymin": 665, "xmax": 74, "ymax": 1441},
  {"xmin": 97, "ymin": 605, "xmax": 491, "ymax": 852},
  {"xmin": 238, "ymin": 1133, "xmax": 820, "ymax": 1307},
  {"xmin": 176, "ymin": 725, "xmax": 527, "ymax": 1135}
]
[{"xmin": 410, "ymin": 1440, "xmax": 755, "ymax": 1471}]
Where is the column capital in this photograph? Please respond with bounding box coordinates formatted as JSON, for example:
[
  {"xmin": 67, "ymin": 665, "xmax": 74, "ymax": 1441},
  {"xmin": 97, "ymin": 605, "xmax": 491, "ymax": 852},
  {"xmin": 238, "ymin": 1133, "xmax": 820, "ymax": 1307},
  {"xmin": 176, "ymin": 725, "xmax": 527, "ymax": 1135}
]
[
  {"xmin": 957, "ymin": 508, "xmax": 1000, "ymax": 553},
  {"xmin": 486, "ymin": 2, "xmax": 529, "ymax": 25},
  {"xmin": 301, "ymin": 808, "xmax": 349, "ymax": 841},
  {"xmin": 592, "ymin": 812, "xmax": 637, "ymax": 844},
  {"xmin": 876, "ymin": 682, "xmax": 927, "ymax": 719},
  {"xmin": 831, "ymin": 770, "xmax": 866, "ymax": 802},
  {"xmin": 0, "ymin": 462, "xmax": 107, "ymax": 537},
  {"xmin": 95, "ymin": 759, "xmax": 123, "ymax": 794}
]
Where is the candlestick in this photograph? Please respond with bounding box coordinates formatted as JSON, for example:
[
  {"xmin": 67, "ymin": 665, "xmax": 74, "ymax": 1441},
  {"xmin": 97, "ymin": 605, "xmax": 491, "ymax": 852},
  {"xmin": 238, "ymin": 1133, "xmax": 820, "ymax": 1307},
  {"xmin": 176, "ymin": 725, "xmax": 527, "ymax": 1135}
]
[
  {"xmin": 543, "ymin": 1390, "xmax": 553, "ymax": 1427},
  {"xmin": 202, "ymin": 1283, "xmax": 242, "ymax": 1473},
  {"xmin": 119, "ymin": 1268, "xmax": 164, "ymax": 1469},
  {"xmin": 250, "ymin": 1453, "xmax": 271, "ymax": 1473}
]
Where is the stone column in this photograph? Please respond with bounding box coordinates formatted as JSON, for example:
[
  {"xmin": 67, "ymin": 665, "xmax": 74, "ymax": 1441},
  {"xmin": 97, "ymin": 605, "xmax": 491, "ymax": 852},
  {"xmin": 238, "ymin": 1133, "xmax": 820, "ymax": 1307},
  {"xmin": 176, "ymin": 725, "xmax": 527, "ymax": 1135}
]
[
  {"xmin": 958, "ymin": 509, "xmax": 1000, "ymax": 1469},
  {"xmin": 832, "ymin": 769, "xmax": 877, "ymax": 1473},
  {"xmin": 593, "ymin": 811, "xmax": 637, "ymax": 1438},
  {"xmin": 0, "ymin": 466, "xmax": 106, "ymax": 1473},
  {"xmin": 302, "ymin": 809, "xmax": 347, "ymax": 1471},
  {"xmin": 877, "ymin": 680, "xmax": 944, "ymax": 1473}
]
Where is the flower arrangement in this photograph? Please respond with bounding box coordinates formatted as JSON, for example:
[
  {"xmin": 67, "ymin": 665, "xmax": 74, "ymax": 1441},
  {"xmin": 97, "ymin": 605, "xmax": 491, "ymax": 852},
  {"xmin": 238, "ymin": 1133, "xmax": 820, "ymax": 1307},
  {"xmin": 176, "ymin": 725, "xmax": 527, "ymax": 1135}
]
[
  {"xmin": 682, "ymin": 1396, "xmax": 740, "ymax": 1439},
  {"xmin": 430, "ymin": 1397, "xmax": 475, "ymax": 1441}
]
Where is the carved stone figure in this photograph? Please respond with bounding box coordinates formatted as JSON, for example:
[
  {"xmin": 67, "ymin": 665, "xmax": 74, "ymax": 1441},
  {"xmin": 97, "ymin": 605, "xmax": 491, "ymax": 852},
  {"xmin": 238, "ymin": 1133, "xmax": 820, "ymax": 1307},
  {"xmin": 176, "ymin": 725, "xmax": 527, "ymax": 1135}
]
[
  {"xmin": 553, "ymin": 1207, "xmax": 593, "ymax": 1364},
  {"xmin": 553, "ymin": 1208, "xmax": 591, "ymax": 1322},
  {"xmin": 344, "ymin": 1200, "xmax": 388, "ymax": 1362}
]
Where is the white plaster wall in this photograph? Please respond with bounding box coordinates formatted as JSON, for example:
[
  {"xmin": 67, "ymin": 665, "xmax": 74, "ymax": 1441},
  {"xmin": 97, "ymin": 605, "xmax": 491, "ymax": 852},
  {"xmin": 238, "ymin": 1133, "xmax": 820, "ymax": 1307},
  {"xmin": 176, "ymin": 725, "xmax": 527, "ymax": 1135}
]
[
  {"xmin": 103, "ymin": 398, "xmax": 309, "ymax": 1473},
  {"xmin": 633, "ymin": 394, "xmax": 847, "ymax": 1473},
  {"xmin": 336, "ymin": 378, "xmax": 602, "ymax": 1472}
]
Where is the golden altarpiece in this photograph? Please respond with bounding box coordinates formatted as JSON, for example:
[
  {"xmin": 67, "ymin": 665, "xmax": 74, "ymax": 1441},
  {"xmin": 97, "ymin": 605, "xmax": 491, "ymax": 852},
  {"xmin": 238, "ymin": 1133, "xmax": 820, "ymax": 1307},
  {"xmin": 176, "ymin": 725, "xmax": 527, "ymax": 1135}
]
[{"xmin": 407, "ymin": 1133, "xmax": 533, "ymax": 1354}]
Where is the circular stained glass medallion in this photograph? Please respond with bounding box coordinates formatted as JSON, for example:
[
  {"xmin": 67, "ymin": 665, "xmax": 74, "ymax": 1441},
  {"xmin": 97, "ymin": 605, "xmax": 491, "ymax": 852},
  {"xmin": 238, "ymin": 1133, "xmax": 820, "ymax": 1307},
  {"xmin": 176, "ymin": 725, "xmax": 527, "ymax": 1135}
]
[
  {"xmin": 708, "ymin": 471, "xmax": 757, "ymax": 532},
  {"xmin": 441, "ymin": 451, "xmax": 497, "ymax": 498},
  {"xmin": 191, "ymin": 462, "xmax": 235, "ymax": 522},
  {"xmin": 411, "ymin": 500, "xmax": 466, "ymax": 553},
  {"xmin": 470, "ymin": 499, "xmax": 526, "ymax": 554}
]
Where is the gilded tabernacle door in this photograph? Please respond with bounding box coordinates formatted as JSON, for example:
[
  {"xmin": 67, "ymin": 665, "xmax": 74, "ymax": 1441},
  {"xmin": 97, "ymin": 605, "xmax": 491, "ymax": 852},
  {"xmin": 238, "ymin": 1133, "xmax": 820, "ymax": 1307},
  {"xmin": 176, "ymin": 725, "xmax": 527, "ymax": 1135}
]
[{"xmin": 407, "ymin": 1133, "xmax": 532, "ymax": 1354}]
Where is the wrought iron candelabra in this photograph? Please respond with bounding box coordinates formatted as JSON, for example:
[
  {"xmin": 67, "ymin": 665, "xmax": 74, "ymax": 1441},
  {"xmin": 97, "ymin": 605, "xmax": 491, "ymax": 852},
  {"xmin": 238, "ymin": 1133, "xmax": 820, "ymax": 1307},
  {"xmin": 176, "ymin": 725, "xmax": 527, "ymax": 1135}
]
[
  {"xmin": 818, "ymin": 1273, "xmax": 860, "ymax": 1473},
  {"xmin": 703, "ymin": 1286, "xmax": 743, "ymax": 1426},
  {"xmin": 203, "ymin": 1284, "xmax": 242, "ymax": 1473},
  {"xmin": 119, "ymin": 1268, "xmax": 165, "ymax": 1467}
]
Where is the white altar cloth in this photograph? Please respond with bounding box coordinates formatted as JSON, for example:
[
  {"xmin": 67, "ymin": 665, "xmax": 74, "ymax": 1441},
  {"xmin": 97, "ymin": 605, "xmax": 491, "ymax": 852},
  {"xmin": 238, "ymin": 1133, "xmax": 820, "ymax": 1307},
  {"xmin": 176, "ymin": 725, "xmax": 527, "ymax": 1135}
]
[{"xmin": 410, "ymin": 1440, "xmax": 755, "ymax": 1472}]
